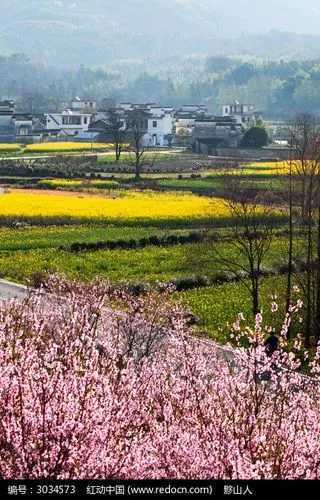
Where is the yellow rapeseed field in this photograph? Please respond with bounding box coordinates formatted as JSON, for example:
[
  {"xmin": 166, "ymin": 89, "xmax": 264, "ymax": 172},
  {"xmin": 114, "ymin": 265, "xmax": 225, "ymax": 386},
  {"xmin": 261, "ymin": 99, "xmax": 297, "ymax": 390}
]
[
  {"xmin": 0, "ymin": 144, "xmax": 22, "ymax": 151},
  {"xmin": 38, "ymin": 179, "xmax": 118, "ymax": 187},
  {"xmin": 0, "ymin": 189, "xmax": 230, "ymax": 220},
  {"xmin": 24, "ymin": 142, "xmax": 113, "ymax": 153},
  {"xmin": 242, "ymin": 161, "xmax": 289, "ymax": 175},
  {"xmin": 243, "ymin": 160, "xmax": 320, "ymax": 176}
]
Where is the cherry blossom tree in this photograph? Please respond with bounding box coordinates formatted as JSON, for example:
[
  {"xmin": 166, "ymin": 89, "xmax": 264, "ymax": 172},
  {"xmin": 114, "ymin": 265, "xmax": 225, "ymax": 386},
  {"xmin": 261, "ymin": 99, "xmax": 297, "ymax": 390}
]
[{"xmin": 0, "ymin": 276, "xmax": 320, "ymax": 479}]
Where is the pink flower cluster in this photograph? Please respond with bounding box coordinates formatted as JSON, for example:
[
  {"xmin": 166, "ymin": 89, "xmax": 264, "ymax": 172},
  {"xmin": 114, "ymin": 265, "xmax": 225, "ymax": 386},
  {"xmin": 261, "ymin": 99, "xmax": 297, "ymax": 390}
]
[{"xmin": 0, "ymin": 276, "xmax": 320, "ymax": 479}]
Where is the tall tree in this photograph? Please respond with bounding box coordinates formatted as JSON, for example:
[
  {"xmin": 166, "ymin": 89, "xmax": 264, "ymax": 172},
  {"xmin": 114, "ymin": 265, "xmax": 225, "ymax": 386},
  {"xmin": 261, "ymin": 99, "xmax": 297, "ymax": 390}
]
[
  {"xmin": 126, "ymin": 109, "xmax": 149, "ymax": 180},
  {"xmin": 288, "ymin": 114, "xmax": 320, "ymax": 346},
  {"xmin": 214, "ymin": 178, "xmax": 275, "ymax": 316},
  {"xmin": 105, "ymin": 109, "xmax": 127, "ymax": 162}
]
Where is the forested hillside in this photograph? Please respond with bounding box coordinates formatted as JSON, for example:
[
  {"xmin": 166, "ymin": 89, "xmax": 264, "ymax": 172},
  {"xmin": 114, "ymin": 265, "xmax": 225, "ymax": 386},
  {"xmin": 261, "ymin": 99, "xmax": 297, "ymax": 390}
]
[
  {"xmin": 2, "ymin": 53, "xmax": 320, "ymax": 119},
  {"xmin": 1, "ymin": 1, "xmax": 320, "ymax": 64},
  {"xmin": 2, "ymin": 0, "xmax": 320, "ymax": 117}
]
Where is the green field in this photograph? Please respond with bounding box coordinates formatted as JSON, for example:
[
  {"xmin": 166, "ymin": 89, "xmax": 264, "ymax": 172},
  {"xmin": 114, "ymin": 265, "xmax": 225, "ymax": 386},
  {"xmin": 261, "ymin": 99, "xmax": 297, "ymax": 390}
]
[
  {"xmin": 98, "ymin": 151, "xmax": 182, "ymax": 164},
  {"xmin": 0, "ymin": 230, "xmax": 304, "ymax": 283},
  {"xmin": 0, "ymin": 225, "xmax": 190, "ymax": 252},
  {"xmin": 180, "ymin": 276, "xmax": 288, "ymax": 341},
  {"xmin": 0, "ymin": 157, "xmax": 297, "ymax": 342}
]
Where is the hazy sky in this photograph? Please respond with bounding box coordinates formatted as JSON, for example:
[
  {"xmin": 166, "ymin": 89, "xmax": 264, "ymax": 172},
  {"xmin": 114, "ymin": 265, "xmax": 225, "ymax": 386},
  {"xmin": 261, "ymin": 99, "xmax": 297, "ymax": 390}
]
[
  {"xmin": 2, "ymin": 1, "xmax": 320, "ymax": 36},
  {"xmin": 200, "ymin": 0, "xmax": 320, "ymax": 36}
]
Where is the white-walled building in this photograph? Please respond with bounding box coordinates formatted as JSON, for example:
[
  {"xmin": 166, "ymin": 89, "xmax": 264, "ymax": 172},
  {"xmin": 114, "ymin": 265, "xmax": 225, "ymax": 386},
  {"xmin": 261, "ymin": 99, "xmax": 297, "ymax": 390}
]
[
  {"xmin": 14, "ymin": 114, "xmax": 33, "ymax": 138},
  {"xmin": 116, "ymin": 103, "xmax": 174, "ymax": 147},
  {"xmin": 0, "ymin": 100, "xmax": 15, "ymax": 141},
  {"xmin": 222, "ymin": 101, "xmax": 262, "ymax": 126},
  {"xmin": 143, "ymin": 105, "xmax": 174, "ymax": 147},
  {"xmin": 42, "ymin": 97, "xmax": 98, "ymax": 137},
  {"xmin": 44, "ymin": 109, "xmax": 93, "ymax": 137},
  {"xmin": 71, "ymin": 97, "xmax": 97, "ymax": 113},
  {"xmin": 0, "ymin": 100, "xmax": 33, "ymax": 142}
]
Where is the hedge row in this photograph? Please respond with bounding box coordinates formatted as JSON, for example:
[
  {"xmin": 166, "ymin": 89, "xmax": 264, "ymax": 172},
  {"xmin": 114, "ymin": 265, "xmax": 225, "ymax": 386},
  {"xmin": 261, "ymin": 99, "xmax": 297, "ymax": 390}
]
[
  {"xmin": 62, "ymin": 232, "xmax": 204, "ymax": 252},
  {"xmin": 125, "ymin": 259, "xmax": 320, "ymax": 295},
  {"xmin": 122, "ymin": 268, "xmax": 276, "ymax": 296},
  {"xmin": 61, "ymin": 226, "xmax": 297, "ymax": 254}
]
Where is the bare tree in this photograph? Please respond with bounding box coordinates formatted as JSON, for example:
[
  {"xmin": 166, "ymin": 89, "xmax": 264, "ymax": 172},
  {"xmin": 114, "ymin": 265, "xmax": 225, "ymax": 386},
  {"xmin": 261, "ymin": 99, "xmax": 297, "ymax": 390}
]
[
  {"xmin": 289, "ymin": 114, "xmax": 320, "ymax": 220},
  {"xmin": 126, "ymin": 109, "xmax": 149, "ymax": 180},
  {"xmin": 214, "ymin": 178, "xmax": 275, "ymax": 316},
  {"xmin": 287, "ymin": 114, "xmax": 320, "ymax": 346},
  {"xmin": 281, "ymin": 131, "xmax": 296, "ymax": 338},
  {"xmin": 105, "ymin": 108, "xmax": 127, "ymax": 162}
]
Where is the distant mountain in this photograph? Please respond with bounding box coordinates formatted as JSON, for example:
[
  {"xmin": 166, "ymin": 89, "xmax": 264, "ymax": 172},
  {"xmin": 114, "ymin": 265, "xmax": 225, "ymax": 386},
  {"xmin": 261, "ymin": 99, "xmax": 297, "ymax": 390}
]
[{"xmin": 1, "ymin": 1, "xmax": 320, "ymax": 65}]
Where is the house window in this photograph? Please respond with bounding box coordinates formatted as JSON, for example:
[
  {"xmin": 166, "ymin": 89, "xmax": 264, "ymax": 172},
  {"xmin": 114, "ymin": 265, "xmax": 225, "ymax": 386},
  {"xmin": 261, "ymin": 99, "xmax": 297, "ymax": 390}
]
[
  {"xmin": 62, "ymin": 116, "xmax": 81, "ymax": 126},
  {"xmin": 70, "ymin": 116, "xmax": 81, "ymax": 125},
  {"xmin": 153, "ymin": 120, "xmax": 157, "ymax": 128},
  {"xmin": 18, "ymin": 126, "xmax": 29, "ymax": 136},
  {"xmin": 84, "ymin": 117, "xmax": 88, "ymax": 125}
]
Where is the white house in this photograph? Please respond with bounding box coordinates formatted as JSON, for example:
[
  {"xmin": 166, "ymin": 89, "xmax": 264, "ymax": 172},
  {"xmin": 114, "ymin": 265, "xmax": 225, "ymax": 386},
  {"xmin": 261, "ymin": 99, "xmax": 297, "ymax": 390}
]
[
  {"xmin": 116, "ymin": 103, "xmax": 174, "ymax": 147},
  {"xmin": 44, "ymin": 109, "xmax": 93, "ymax": 137},
  {"xmin": 143, "ymin": 105, "xmax": 174, "ymax": 147},
  {"xmin": 0, "ymin": 100, "xmax": 16, "ymax": 141},
  {"xmin": 0, "ymin": 101, "xmax": 33, "ymax": 142},
  {"xmin": 14, "ymin": 114, "xmax": 33, "ymax": 138},
  {"xmin": 42, "ymin": 97, "xmax": 98, "ymax": 138},
  {"xmin": 222, "ymin": 101, "xmax": 262, "ymax": 126},
  {"xmin": 71, "ymin": 97, "xmax": 97, "ymax": 113}
]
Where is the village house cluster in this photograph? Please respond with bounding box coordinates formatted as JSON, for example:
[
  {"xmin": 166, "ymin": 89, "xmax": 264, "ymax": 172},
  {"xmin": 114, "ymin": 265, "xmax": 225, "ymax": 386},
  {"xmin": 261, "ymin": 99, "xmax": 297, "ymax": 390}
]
[{"xmin": 0, "ymin": 98, "xmax": 262, "ymax": 151}]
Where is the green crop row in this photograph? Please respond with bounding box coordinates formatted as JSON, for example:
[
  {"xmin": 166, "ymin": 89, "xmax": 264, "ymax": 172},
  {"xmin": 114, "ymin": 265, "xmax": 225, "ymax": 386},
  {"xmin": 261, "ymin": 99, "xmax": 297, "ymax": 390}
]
[
  {"xmin": 0, "ymin": 225, "xmax": 190, "ymax": 252},
  {"xmin": 0, "ymin": 235, "xmax": 305, "ymax": 285}
]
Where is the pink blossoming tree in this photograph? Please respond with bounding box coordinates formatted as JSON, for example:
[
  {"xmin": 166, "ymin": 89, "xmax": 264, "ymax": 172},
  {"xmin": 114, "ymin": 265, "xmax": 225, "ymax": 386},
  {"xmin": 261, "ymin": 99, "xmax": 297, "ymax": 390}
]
[{"xmin": 0, "ymin": 276, "xmax": 320, "ymax": 479}]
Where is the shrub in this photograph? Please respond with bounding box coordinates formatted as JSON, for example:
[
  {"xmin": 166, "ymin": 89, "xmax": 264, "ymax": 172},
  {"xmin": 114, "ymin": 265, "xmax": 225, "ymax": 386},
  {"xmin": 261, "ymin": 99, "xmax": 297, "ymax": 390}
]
[
  {"xmin": 65, "ymin": 232, "xmax": 206, "ymax": 253},
  {"xmin": 241, "ymin": 127, "xmax": 269, "ymax": 148},
  {"xmin": 171, "ymin": 275, "xmax": 210, "ymax": 291}
]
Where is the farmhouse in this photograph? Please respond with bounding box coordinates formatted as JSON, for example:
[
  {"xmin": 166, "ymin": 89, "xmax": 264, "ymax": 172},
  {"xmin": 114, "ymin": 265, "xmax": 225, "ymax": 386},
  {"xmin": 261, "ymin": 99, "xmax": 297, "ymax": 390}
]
[
  {"xmin": 222, "ymin": 101, "xmax": 262, "ymax": 126},
  {"xmin": 44, "ymin": 109, "xmax": 93, "ymax": 137},
  {"xmin": 0, "ymin": 100, "xmax": 15, "ymax": 142},
  {"xmin": 118, "ymin": 103, "xmax": 174, "ymax": 147},
  {"xmin": 0, "ymin": 100, "xmax": 33, "ymax": 142},
  {"xmin": 174, "ymin": 104, "xmax": 210, "ymax": 146},
  {"xmin": 14, "ymin": 114, "xmax": 33, "ymax": 140},
  {"xmin": 41, "ymin": 97, "xmax": 98, "ymax": 138},
  {"xmin": 71, "ymin": 97, "xmax": 97, "ymax": 113},
  {"xmin": 192, "ymin": 116, "xmax": 243, "ymax": 154},
  {"xmin": 90, "ymin": 103, "xmax": 174, "ymax": 147}
]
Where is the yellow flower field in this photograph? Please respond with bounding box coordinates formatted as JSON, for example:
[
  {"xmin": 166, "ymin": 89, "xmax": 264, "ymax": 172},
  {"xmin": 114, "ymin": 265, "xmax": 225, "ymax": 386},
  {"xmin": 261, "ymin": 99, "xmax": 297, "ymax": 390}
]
[
  {"xmin": 38, "ymin": 179, "xmax": 119, "ymax": 188},
  {"xmin": 24, "ymin": 142, "xmax": 114, "ymax": 153},
  {"xmin": 0, "ymin": 189, "xmax": 231, "ymax": 220},
  {"xmin": 0, "ymin": 144, "xmax": 22, "ymax": 151},
  {"xmin": 243, "ymin": 160, "xmax": 320, "ymax": 176},
  {"xmin": 241, "ymin": 161, "xmax": 289, "ymax": 175}
]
